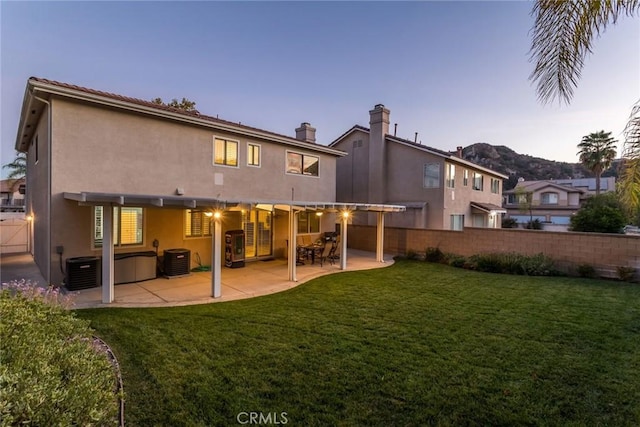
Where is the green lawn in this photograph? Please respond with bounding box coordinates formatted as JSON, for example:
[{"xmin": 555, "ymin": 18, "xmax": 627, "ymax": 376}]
[{"xmin": 77, "ymin": 260, "xmax": 640, "ymax": 426}]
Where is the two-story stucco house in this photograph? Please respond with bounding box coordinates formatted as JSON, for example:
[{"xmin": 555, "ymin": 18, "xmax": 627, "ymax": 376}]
[
  {"xmin": 330, "ymin": 104, "xmax": 507, "ymax": 230},
  {"xmin": 503, "ymin": 180, "xmax": 587, "ymax": 231},
  {"xmin": 0, "ymin": 178, "xmax": 25, "ymax": 213},
  {"xmin": 15, "ymin": 78, "xmax": 403, "ymax": 303}
]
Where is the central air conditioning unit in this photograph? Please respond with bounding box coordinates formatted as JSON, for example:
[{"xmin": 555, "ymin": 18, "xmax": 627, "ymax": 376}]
[
  {"xmin": 163, "ymin": 248, "xmax": 190, "ymax": 278},
  {"xmin": 66, "ymin": 256, "xmax": 101, "ymax": 290}
]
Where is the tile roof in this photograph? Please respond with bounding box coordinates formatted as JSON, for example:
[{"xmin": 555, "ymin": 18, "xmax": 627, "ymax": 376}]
[
  {"xmin": 28, "ymin": 77, "xmax": 320, "ymax": 147},
  {"xmin": 0, "ymin": 178, "xmax": 25, "ymax": 193}
]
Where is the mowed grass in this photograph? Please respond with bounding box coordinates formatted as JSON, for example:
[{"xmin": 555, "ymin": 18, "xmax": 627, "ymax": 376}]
[{"xmin": 77, "ymin": 260, "xmax": 640, "ymax": 426}]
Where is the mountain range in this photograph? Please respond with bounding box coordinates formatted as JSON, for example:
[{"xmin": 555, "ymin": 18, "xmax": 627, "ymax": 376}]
[{"xmin": 460, "ymin": 143, "xmax": 619, "ymax": 191}]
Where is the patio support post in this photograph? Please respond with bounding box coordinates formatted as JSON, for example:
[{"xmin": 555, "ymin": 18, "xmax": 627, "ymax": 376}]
[
  {"xmin": 211, "ymin": 215, "xmax": 222, "ymax": 298},
  {"xmin": 340, "ymin": 213, "xmax": 348, "ymax": 270},
  {"xmin": 288, "ymin": 208, "xmax": 297, "ymax": 282},
  {"xmin": 376, "ymin": 211, "xmax": 385, "ymax": 263},
  {"xmin": 101, "ymin": 204, "xmax": 114, "ymax": 304}
]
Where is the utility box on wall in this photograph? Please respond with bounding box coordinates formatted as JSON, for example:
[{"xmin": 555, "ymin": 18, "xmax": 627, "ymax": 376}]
[{"xmin": 225, "ymin": 230, "xmax": 245, "ymax": 268}]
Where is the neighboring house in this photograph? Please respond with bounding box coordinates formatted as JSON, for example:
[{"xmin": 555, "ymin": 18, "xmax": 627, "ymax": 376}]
[
  {"xmin": 549, "ymin": 177, "xmax": 615, "ymax": 196},
  {"xmin": 15, "ymin": 78, "xmax": 404, "ymax": 302},
  {"xmin": 0, "ymin": 178, "xmax": 25, "ymax": 212},
  {"xmin": 329, "ymin": 104, "xmax": 507, "ymax": 230},
  {"xmin": 503, "ymin": 180, "xmax": 586, "ymax": 231}
]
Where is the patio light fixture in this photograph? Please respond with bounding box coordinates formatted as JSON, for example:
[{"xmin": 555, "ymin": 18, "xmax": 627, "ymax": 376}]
[{"xmin": 205, "ymin": 210, "xmax": 223, "ymax": 219}]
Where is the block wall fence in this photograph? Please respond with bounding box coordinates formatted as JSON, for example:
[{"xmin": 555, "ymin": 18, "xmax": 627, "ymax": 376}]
[{"xmin": 348, "ymin": 225, "xmax": 640, "ymax": 279}]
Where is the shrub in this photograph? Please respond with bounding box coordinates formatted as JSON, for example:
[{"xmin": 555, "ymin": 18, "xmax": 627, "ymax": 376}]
[
  {"xmin": 570, "ymin": 193, "xmax": 627, "ymax": 233},
  {"xmin": 465, "ymin": 252, "xmax": 558, "ymax": 276},
  {"xmin": 577, "ymin": 264, "xmax": 597, "ymax": 278},
  {"xmin": 0, "ymin": 281, "xmax": 118, "ymax": 426},
  {"xmin": 404, "ymin": 249, "xmax": 421, "ymax": 261},
  {"xmin": 520, "ymin": 253, "xmax": 558, "ymax": 276},
  {"xmin": 424, "ymin": 247, "xmax": 444, "ymax": 263},
  {"xmin": 616, "ymin": 266, "xmax": 636, "ymax": 282},
  {"xmin": 501, "ymin": 217, "xmax": 518, "ymax": 228},
  {"xmin": 468, "ymin": 253, "xmax": 503, "ymax": 273},
  {"xmin": 444, "ymin": 253, "xmax": 467, "ymax": 268},
  {"xmin": 525, "ymin": 218, "xmax": 543, "ymax": 230}
]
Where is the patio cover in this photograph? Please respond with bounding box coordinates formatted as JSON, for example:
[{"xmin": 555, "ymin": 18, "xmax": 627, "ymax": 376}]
[
  {"xmin": 63, "ymin": 191, "xmax": 406, "ymax": 303},
  {"xmin": 470, "ymin": 202, "xmax": 507, "ymax": 215}
]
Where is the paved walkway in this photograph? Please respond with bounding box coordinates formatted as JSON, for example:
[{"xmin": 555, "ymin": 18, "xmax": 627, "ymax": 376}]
[
  {"xmin": 0, "ymin": 253, "xmax": 48, "ymax": 287},
  {"xmin": 0, "ymin": 250, "xmax": 395, "ymax": 309}
]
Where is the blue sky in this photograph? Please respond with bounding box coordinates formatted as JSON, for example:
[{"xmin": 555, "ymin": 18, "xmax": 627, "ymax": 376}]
[{"xmin": 1, "ymin": 1, "xmax": 638, "ymax": 178}]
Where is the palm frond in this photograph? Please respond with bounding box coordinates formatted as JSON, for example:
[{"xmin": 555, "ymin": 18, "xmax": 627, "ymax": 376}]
[
  {"xmin": 529, "ymin": 0, "xmax": 639, "ymax": 105},
  {"xmin": 619, "ymin": 100, "xmax": 640, "ymax": 217}
]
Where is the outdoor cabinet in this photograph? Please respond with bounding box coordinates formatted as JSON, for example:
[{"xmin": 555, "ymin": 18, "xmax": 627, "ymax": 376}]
[
  {"xmin": 114, "ymin": 251, "xmax": 157, "ymax": 284},
  {"xmin": 225, "ymin": 230, "xmax": 245, "ymax": 268}
]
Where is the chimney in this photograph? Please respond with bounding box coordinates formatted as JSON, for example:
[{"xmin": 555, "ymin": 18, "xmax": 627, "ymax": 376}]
[
  {"xmin": 368, "ymin": 104, "xmax": 390, "ymax": 204},
  {"xmin": 456, "ymin": 146, "xmax": 463, "ymax": 158},
  {"xmin": 295, "ymin": 122, "xmax": 316, "ymax": 143},
  {"xmin": 369, "ymin": 104, "xmax": 390, "ymax": 137}
]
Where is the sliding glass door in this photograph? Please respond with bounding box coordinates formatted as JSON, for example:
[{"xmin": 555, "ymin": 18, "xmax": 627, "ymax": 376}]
[{"xmin": 242, "ymin": 209, "xmax": 273, "ymax": 258}]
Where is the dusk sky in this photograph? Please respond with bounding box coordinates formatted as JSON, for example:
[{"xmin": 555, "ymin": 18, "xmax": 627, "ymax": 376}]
[{"xmin": 2, "ymin": 1, "xmax": 638, "ymax": 178}]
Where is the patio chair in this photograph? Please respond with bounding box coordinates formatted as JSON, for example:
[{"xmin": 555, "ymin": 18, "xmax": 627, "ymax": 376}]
[
  {"xmin": 319, "ymin": 242, "xmax": 334, "ymax": 266},
  {"xmin": 287, "ymin": 239, "xmax": 306, "ymax": 265},
  {"xmin": 329, "ymin": 236, "xmax": 340, "ymax": 262}
]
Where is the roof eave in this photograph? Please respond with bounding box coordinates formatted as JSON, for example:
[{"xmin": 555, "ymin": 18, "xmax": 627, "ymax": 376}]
[{"xmin": 25, "ymin": 78, "xmax": 347, "ymax": 157}]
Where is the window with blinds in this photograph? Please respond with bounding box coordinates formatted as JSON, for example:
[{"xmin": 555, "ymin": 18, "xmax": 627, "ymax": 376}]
[
  {"xmin": 214, "ymin": 137, "xmax": 238, "ymax": 167},
  {"xmin": 185, "ymin": 210, "xmax": 211, "ymax": 238},
  {"xmin": 94, "ymin": 206, "xmax": 144, "ymax": 247}
]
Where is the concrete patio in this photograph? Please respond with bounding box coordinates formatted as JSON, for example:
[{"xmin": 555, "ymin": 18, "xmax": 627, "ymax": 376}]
[{"xmin": 65, "ymin": 249, "xmax": 394, "ymax": 309}]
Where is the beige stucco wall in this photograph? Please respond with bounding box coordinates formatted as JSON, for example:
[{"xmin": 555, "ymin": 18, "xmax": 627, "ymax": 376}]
[
  {"xmin": 26, "ymin": 107, "xmax": 51, "ymax": 282},
  {"xmin": 334, "ymin": 129, "xmax": 370, "ymax": 203},
  {"xmin": 334, "ymin": 130, "xmax": 504, "ymax": 230},
  {"xmin": 442, "ymin": 161, "xmax": 503, "ymax": 229},
  {"xmin": 41, "ymin": 97, "xmax": 340, "ymax": 285},
  {"xmin": 50, "ymin": 98, "xmax": 336, "ymax": 201}
]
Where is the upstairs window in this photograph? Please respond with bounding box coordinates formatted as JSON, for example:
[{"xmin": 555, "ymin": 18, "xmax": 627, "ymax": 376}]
[
  {"xmin": 214, "ymin": 137, "xmax": 238, "ymax": 167},
  {"xmin": 94, "ymin": 206, "xmax": 144, "ymax": 247},
  {"xmin": 508, "ymin": 193, "xmax": 530, "ymax": 204},
  {"xmin": 491, "ymin": 178, "xmax": 500, "ymax": 194},
  {"xmin": 247, "ymin": 143, "xmax": 261, "ymax": 167},
  {"xmin": 463, "ymin": 169, "xmax": 468, "ymax": 186},
  {"xmin": 472, "ymin": 172, "xmax": 484, "ymax": 191},
  {"xmin": 185, "ymin": 210, "xmax": 211, "ymax": 238},
  {"xmin": 446, "ymin": 164, "xmax": 455, "ymax": 188},
  {"xmin": 541, "ymin": 192, "xmax": 559, "ymax": 205},
  {"xmin": 287, "ymin": 152, "xmax": 319, "ymax": 176},
  {"xmin": 423, "ymin": 163, "xmax": 440, "ymax": 188}
]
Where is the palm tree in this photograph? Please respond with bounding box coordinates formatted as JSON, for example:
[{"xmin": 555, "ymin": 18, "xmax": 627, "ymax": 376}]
[
  {"xmin": 619, "ymin": 103, "xmax": 640, "ymax": 222},
  {"xmin": 577, "ymin": 131, "xmax": 617, "ymax": 195},
  {"xmin": 2, "ymin": 152, "xmax": 26, "ymax": 191},
  {"xmin": 529, "ymin": 0, "xmax": 639, "ymax": 210}
]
